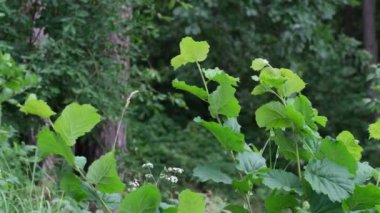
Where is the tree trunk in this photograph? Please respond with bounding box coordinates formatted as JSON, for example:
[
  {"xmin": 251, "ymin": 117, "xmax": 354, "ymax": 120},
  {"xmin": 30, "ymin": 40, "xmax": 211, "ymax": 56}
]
[
  {"xmin": 363, "ymin": 0, "xmax": 378, "ymax": 62},
  {"xmin": 95, "ymin": 4, "xmax": 132, "ymax": 159}
]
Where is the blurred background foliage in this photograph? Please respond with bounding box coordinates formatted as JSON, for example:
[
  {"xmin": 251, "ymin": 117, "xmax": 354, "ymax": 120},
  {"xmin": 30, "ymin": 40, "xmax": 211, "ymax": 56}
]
[{"xmin": 1, "ymin": 0, "xmax": 380, "ymax": 207}]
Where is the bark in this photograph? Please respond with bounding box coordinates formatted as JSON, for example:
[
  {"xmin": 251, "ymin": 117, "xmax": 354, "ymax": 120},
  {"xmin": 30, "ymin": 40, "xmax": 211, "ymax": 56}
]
[
  {"xmin": 92, "ymin": 4, "xmax": 132, "ymax": 160},
  {"xmin": 363, "ymin": 0, "xmax": 378, "ymax": 62}
]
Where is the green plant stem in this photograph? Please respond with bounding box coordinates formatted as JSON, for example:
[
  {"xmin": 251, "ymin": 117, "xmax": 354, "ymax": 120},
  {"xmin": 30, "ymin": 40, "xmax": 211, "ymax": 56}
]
[
  {"xmin": 229, "ymin": 151, "xmax": 253, "ymax": 213},
  {"xmin": 269, "ymin": 90, "xmax": 286, "ymax": 105},
  {"xmin": 260, "ymin": 137, "xmax": 271, "ymax": 155},
  {"xmin": 295, "ymin": 142, "xmax": 302, "ymax": 179},
  {"xmin": 195, "ymin": 61, "xmax": 253, "ymax": 212},
  {"xmin": 196, "ymin": 62, "xmax": 209, "ymax": 94},
  {"xmin": 29, "ymin": 147, "xmax": 38, "ymax": 197},
  {"xmin": 75, "ymin": 166, "xmax": 111, "ymax": 213}
]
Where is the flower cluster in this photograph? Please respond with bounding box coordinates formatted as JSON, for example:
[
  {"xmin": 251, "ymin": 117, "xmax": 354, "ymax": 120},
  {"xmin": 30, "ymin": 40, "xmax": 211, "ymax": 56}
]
[
  {"xmin": 165, "ymin": 175, "xmax": 178, "ymax": 183},
  {"xmin": 127, "ymin": 179, "xmax": 140, "ymax": 191},
  {"xmin": 142, "ymin": 162, "xmax": 153, "ymax": 169},
  {"xmin": 167, "ymin": 167, "xmax": 184, "ymax": 174}
]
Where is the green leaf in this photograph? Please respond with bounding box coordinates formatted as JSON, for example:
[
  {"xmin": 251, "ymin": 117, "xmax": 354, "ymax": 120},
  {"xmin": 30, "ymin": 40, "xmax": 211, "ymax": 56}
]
[
  {"xmin": 178, "ymin": 189, "xmax": 205, "ymax": 213},
  {"xmin": 259, "ymin": 67, "xmax": 286, "ymax": 87},
  {"xmin": 355, "ymin": 162, "xmax": 374, "ymax": 184},
  {"xmin": 170, "ymin": 37, "xmax": 210, "ymax": 70},
  {"xmin": 37, "ymin": 127, "xmax": 75, "ymax": 166},
  {"xmin": 262, "ymin": 170, "xmax": 302, "ymax": 195},
  {"xmin": 193, "ymin": 165, "xmax": 232, "ymax": 184},
  {"xmin": 60, "ymin": 172, "xmax": 87, "ymax": 202},
  {"xmin": 203, "ymin": 68, "xmax": 239, "ymax": 86},
  {"xmin": 314, "ymin": 115, "xmax": 327, "ymax": 127},
  {"xmin": 232, "ymin": 176, "xmax": 252, "ymax": 194},
  {"xmin": 369, "ymin": 119, "xmax": 380, "ymax": 139},
  {"xmin": 255, "ymin": 101, "xmax": 291, "ymax": 128},
  {"xmin": 272, "ymin": 130, "xmax": 312, "ymax": 161},
  {"xmin": 194, "ymin": 117, "xmax": 245, "ymax": 152},
  {"xmin": 119, "ymin": 184, "xmax": 161, "ymax": 213},
  {"xmin": 304, "ymin": 159, "xmax": 355, "ymax": 202},
  {"xmin": 265, "ymin": 194, "xmax": 297, "ymax": 213},
  {"xmin": 277, "ymin": 69, "xmax": 305, "ymax": 97},
  {"xmin": 75, "ymin": 156, "xmax": 87, "ymax": 171},
  {"xmin": 208, "ymin": 83, "xmax": 240, "ymax": 118},
  {"xmin": 343, "ymin": 185, "xmax": 380, "ymax": 211},
  {"xmin": 86, "ymin": 151, "xmax": 125, "ymax": 193},
  {"xmin": 19, "ymin": 94, "xmax": 56, "ymax": 118},
  {"xmin": 307, "ymin": 189, "xmax": 343, "ymax": 213},
  {"xmin": 336, "ymin": 131, "xmax": 362, "ymax": 161},
  {"xmin": 251, "ymin": 85, "xmax": 270, "ymax": 96},
  {"xmin": 172, "ymin": 79, "xmax": 208, "ymax": 101},
  {"xmin": 223, "ymin": 117, "xmax": 241, "ymax": 133},
  {"xmin": 285, "ymin": 104, "xmax": 305, "ymax": 129},
  {"xmin": 223, "ymin": 204, "xmax": 249, "ymax": 213},
  {"xmin": 292, "ymin": 95, "xmax": 317, "ymax": 129},
  {"xmin": 53, "ymin": 103, "xmax": 101, "ymax": 146},
  {"xmin": 236, "ymin": 151, "xmax": 266, "ymax": 174},
  {"xmin": 317, "ymin": 138, "xmax": 357, "ymax": 174},
  {"xmin": 250, "ymin": 58, "xmax": 268, "ymax": 71}
]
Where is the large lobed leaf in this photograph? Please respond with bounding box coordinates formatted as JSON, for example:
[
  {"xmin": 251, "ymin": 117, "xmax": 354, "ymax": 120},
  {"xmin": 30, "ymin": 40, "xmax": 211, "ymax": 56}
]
[
  {"xmin": 178, "ymin": 189, "xmax": 205, "ymax": 213},
  {"xmin": 53, "ymin": 103, "xmax": 101, "ymax": 146},
  {"xmin": 262, "ymin": 169, "xmax": 302, "ymax": 195},
  {"xmin": 37, "ymin": 127, "xmax": 75, "ymax": 166},
  {"xmin": 265, "ymin": 194, "xmax": 297, "ymax": 213},
  {"xmin": 336, "ymin": 130, "xmax": 362, "ymax": 161},
  {"xmin": 20, "ymin": 94, "xmax": 56, "ymax": 118},
  {"xmin": 316, "ymin": 138, "xmax": 358, "ymax": 174},
  {"xmin": 170, "ymin": 37, "xmax": 209, "ymax": 70},
  {"xmin": 208, "ymin": 84, "xmax": 240, "ymax": 118},
  {"xmin": 60, "ymin": 172, "xmax": 88, "ymax": 202},
  {"xmin": 343, "ymin": 184, "xmax": 380, "ymax": 211},
  {"xmin": 304, "ymin": 159, "xmax": 355, "ymax": 202},
  {"xmin": 250, "ymin": 58, "xmax": 269, "ymax": 71},
  {"xmin": 86, "ymin": 151, "xmax": 125, "ymax": 193},
  {"xmin": 369, "ymin": 119, "xmax": 380, "ymax": 139},
  {"xmin": 236, "ymin": 151, "xmax": 266, "ymax": 174},
  {"xmin": 193, "ymin": 165, "xmax": 232, "ymax": 184},
  {"xmin": 255, "ymin": 101, "xmax": 290, "ymax": 128},
  {"xmin": 172, "ymin": 79, "xmax": 208, "ymax": 101},
  {"xmin": 194, "ymin": 117, "xmax": 245, "ymax": 152},
  {"xmin": 205, "ymin": 68, "xmax": 241, "ymax": 118},
  {"xmin": 277, "ymin": 68, "xmax": 305, "ymax": 97},
  {"xmin": 119, "ymin": 184, "xmax": 161, "ymax": 213}
]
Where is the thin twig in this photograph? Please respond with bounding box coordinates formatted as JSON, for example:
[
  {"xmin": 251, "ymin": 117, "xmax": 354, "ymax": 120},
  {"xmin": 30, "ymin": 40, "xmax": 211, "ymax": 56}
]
[{"xmin": 113, "ymin": 90, "xmax": 139, "ymax": 150}]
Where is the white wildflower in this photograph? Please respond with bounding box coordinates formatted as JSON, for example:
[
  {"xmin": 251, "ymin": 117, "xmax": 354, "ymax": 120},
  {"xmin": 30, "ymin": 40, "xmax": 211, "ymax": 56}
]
[
  {"xmin": 168, "ymin": 167, "xmax": 184, "ymax": 174},
  {"xmin": 145, "ymin": 174, "xmax": 153, "ymax": 179},
  {"xmin": 142, "ymin": 162, "xmax": 154, "ymax": 169},
  {"xmin": 128, "ymin": 179, "xmax": 140, "ymax": 188},
  {"xmin": 166, "ymin": 175, "xmax": 178, "ymax": 183}
]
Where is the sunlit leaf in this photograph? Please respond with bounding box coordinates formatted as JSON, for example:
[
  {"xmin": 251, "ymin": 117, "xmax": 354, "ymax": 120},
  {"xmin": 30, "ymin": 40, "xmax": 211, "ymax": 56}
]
[
  {"xmin": 86, "ymin": 151, "xmax": 125, "ymax": 193},
  {"xmin": 195, "ymin": 117, "xmax": 245, "ymax": 152},
  {"xmin": 255, "ymin": 101, "xmax": 291, "ymax": 128},
  {"xmin": 37, "ymin": 127, "xmax": 75, "ymax": 166},
  {"xmin": 178, "ymin": 189, "xmax": 205, "ymax": 213},
  {"xmin": 172, "ymin": 79, "xmax": 208, "ymax": 101},
  {"xmin": 170, "ymin": 37, "xmax": 209, "ymax": 70},
  {"xmin": 343, "ymin": 185, "xmax": 380, "ymax": 211},
  {"xmin": 250, "ymin": 58, "xmax": 268, "ymax": 71},
  {"xmin": 20, "ymin": 94, "xmax": 55, "ymax": 118},
  {"xmin": 54, "ymin": 103, "xmax": 101, "ymax": 146},
  {"xmin": 119, "ymin": 184, "xmax": 161, "ymax": 213}
]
